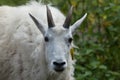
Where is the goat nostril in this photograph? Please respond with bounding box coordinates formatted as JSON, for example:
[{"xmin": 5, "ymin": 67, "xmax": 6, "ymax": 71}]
[
  {"xmin": 53, "ymin": 61, "xmax": 66, "ymax": 66},
  {"xmin": 61, "ymin": 62, "xmax": 65, "ymax": 65},
  {"xmin": 53, "ymin": 62, "xmax": 59, "ymax": 66}
]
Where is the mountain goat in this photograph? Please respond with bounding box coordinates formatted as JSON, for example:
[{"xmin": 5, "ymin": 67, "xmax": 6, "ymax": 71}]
[{"xmin": 0, "ymin": 1, "xmax": 87, "ymax": 80}]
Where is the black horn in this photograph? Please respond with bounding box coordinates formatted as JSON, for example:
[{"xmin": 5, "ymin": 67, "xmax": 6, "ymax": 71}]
[
  {"xmin": 63, "ymin": 6, "xmax": 73, "ymax": 29},
  {"xmin": 46, "ymin": 6, "xmax": 55, "ymax": 28}
]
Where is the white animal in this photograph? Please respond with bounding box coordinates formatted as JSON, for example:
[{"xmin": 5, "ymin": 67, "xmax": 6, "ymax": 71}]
[{"xmin": 0, "ymin": 1, "xmax": 87, "ymax": 80}]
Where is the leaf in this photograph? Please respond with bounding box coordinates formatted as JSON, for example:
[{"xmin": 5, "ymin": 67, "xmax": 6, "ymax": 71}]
[
  {"xmin": 99, "ymin": 65, "xmax": 107, "ymax": 70},
  {"xmin": 71, "ymin": 0, "xmax": 77, "ymax": 7},
  {"xmin": 90, "ymin": 61, "xmax": 100, "ymax": 69},
  {"xmin": 86, "ymin": 49, "xmax": 94, "ymax": 55},
  {"xmin": 84, "ymin": 71, "xmax": 92, "ymax": 77},
  {"xmin": 70, "ymin": 48, "xmax": 74, "ymax": 60}
]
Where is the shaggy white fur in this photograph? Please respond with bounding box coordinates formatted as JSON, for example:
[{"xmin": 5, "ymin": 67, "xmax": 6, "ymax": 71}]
[{"xmin": 0, "ymin": 1, "xmax": 75, "ymax": 80}]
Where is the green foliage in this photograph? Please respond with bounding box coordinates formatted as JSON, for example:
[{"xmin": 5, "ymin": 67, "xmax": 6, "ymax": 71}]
[
  {"xmin": 0, "ymin": 0, "xmax": 120, "ymax": 80},
  {"xmin": 0, "ymin": 0, "xmax": 29, "ymax": 6}
]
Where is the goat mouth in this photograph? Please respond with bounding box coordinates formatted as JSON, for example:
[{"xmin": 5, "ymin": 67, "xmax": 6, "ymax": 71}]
[{"xmin": 54, "ymin": 67, "xmax": 65, "ymax": 72}]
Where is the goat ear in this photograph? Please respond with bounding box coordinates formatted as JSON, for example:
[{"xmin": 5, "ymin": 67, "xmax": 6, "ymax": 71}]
[
  {"xmin": 29, "ymin": 13, "xmax": 46, "ymax": 35},
  {"xmin": 70, "ymin": 13, "xmax": 87, "ymax": 33}
]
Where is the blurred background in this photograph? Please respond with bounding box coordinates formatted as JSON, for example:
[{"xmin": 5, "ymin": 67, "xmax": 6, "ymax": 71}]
[{"xmin": 0, "ymin": 0, "xmax": 120, "ymax": 80}]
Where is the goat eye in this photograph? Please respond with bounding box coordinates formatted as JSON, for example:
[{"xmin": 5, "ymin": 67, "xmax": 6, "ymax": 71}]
[
  {"xmin": 44, "ymin": 37, "xmax": 49, "ymax": 42},
  {"xmin": 68, "ymin": 38, "xmax": 73, "ymax": 43}
]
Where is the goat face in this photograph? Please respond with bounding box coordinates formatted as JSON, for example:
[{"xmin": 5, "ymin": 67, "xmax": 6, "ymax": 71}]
[
  {"xmin": 29, "ymin": 6, "xmax": 87, "ymax": 73},
  {"xmin": 44, "ymin": 26, "xmax": 72, "ymax": 72}
]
